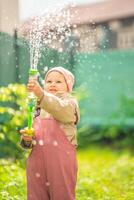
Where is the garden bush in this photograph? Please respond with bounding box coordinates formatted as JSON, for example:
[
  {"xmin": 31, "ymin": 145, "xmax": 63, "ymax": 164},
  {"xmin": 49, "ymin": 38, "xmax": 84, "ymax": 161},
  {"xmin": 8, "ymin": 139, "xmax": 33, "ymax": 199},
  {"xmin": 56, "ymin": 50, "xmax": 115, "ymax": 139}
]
[{"xmin": 0, "ymin": 84, "xmax": 28, "ymax": 158}]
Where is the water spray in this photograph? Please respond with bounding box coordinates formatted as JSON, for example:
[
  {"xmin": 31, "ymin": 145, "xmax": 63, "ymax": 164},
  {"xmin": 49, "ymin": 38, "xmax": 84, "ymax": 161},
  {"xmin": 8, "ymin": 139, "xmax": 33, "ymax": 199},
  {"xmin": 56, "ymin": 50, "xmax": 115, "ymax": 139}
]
[{"xmin": 25, "ymin": 17, "xmax": 43, "ymax": 136}]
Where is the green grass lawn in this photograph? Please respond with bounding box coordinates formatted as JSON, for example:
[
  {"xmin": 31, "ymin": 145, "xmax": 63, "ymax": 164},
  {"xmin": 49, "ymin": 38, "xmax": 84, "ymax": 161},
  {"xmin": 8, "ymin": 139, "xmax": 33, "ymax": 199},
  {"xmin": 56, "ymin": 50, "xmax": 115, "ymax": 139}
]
[
  {"xmin": 0, "ymin": 159, "xmax": 26, "ymax": 200},
  {"xmin": 77, "ymin": 146, "xmax": 134, "ymax": 200},
  {"xmin": 0, "ymin": 146, "xmax": 134, "ymax": 200}
]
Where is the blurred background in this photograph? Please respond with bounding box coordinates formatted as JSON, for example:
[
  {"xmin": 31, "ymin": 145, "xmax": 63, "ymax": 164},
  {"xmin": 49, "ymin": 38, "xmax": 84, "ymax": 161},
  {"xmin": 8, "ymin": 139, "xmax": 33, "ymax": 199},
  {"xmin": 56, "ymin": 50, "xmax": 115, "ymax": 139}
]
[{"xmin": 0, "ymin": 0, "xmax": 134, "ymax": 199}]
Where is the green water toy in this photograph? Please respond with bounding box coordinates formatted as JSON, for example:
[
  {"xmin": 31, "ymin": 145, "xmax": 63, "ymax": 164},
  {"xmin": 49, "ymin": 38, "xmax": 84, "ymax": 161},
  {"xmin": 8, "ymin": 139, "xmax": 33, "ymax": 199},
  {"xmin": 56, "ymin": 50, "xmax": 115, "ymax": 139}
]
[{"xmin": 27, "ymin": 68, "xmax": 38, "ymax": 136}]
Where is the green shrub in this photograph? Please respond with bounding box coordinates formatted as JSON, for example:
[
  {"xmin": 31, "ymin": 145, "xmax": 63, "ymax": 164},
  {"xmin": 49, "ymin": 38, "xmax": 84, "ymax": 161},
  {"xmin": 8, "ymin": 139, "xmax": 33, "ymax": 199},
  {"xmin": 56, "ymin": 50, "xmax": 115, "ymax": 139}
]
[{"xmin": 0, "ymin": 84, "xmax": 28, "ymax": 158}]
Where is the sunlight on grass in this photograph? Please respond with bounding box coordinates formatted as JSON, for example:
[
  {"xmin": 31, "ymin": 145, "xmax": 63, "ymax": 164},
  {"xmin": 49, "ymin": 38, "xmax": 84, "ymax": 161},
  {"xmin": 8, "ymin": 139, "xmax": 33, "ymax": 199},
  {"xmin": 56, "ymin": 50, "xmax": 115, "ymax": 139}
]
[
  {"xmin": 0, "ymin": 159, "xmax": 26, "ymax": 200},
  {"xmin": 76, "ymin": 146, "xmax": 134, "ymax": 200}
]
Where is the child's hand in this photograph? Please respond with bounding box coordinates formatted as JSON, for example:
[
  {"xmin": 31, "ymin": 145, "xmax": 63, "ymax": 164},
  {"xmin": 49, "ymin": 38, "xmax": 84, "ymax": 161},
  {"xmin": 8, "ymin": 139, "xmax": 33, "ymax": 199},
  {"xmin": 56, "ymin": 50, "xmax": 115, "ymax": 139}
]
[
  {"xmin": 19, "ymin": 128, "xmax": 34, "ymax": 141},
  {"xmin": 27, "ymin": 78, "xmax": 43, "ymax": 99}
]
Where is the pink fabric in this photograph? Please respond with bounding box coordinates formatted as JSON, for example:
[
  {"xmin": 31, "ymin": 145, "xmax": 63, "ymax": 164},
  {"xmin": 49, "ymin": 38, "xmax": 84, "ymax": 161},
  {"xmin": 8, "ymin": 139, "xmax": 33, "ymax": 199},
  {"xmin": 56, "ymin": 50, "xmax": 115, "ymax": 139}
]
[
  {"xmin": 26, "ymin": 117, "xmax": 78, "ymax": 200},
  {"xmin": 45, "ymin": 67, "xmax": 75, "ymax": 92}
]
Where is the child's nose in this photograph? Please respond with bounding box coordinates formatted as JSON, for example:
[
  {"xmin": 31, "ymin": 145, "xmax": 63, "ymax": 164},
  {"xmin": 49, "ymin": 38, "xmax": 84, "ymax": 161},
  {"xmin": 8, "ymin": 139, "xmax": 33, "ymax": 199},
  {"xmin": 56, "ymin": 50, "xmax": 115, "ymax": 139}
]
[{"xmin": 51, "ymin": 82, "xmax": 56, "ymax": 86}]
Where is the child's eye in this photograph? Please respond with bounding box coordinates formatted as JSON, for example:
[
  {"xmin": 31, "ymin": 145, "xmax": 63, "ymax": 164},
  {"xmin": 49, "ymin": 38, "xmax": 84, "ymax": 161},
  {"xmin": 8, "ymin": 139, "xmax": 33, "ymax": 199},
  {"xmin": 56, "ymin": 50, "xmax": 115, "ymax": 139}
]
[
  {"xmin": 56, "ymin": 81, "xmax": 62, "ymax": 83},
  {"xmin": 46, "ymin": 80, "xmax": 52, "ymax": 83}
]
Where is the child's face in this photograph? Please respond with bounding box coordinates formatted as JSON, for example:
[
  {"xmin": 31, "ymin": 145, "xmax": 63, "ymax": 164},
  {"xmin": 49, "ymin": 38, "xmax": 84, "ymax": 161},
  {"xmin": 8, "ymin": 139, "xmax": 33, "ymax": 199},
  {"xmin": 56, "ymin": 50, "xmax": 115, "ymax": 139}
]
[{"xmin": 44, "ymin": 71, "xmax": 68, "ymax": 94}]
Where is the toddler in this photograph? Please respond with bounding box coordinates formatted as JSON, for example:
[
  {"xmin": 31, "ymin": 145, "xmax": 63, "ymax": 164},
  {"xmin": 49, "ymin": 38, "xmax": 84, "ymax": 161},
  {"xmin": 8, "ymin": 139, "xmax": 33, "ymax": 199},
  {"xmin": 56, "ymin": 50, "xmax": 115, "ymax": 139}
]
[{"xmin": 20, "ymin": 66, "xmax": 80, "ymax": 200}]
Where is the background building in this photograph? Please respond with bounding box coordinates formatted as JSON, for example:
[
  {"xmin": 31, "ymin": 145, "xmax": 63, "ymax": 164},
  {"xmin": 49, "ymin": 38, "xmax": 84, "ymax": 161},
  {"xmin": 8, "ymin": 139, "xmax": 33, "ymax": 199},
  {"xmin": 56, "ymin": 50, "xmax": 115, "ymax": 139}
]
[
  {"xmin": 0, "ymin": 0, "xmax": 19, "ymax": 35},
  {"xmin": 69, "ymin": 0, "xmax": 134, "ymax": 52}
]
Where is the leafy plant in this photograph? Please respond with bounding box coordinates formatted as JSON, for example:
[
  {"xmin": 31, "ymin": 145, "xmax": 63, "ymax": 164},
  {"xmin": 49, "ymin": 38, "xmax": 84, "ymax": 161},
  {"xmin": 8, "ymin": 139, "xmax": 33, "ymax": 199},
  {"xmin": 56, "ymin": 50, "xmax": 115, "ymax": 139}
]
[{"xmin": 0, "ymin": 84, "xmax": 28, "ymax": 158}]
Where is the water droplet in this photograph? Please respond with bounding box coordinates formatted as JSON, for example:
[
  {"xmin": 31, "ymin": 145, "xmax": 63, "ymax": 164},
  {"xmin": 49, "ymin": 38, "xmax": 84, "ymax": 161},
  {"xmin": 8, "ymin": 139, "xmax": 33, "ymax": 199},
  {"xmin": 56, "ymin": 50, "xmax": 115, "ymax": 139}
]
[
  {"xmin": 92, "ymin": 65, "xmax": 95, "ymax": 69},
  {"xmin": 73, "ymin": 24, "xmax": 77, "ymax": 28},
  {"xmin": 44, "ymin": 66, "xmax": 48, "ymax": 72},
  {"xmin": 46, "ymin": 181, "xmax": 50, "ymax": 186},
  {"xmin": 39, "ymin": 140, "xmax": 44, "ymax": 146},
  {"xmin": 41, "ymin": 79, "xmax": 45, "ymax": 85},
  {"xmin": 19, "ymin": 106, "xmax": 22, "ymax": 110},
  {"xmin": 108, "ymin": 76, "xmax": 112, "ymax": 80},
  {"xmin": 53, "ymin": 140, "xmax": 58, "ymax": 146},
  {"xmin": 58, "ymin": 48, "xmax": 63, "ymax": 52},
  {"xmin": 35, "ymin": 172, "xmax": 40, "ymax": 178}
]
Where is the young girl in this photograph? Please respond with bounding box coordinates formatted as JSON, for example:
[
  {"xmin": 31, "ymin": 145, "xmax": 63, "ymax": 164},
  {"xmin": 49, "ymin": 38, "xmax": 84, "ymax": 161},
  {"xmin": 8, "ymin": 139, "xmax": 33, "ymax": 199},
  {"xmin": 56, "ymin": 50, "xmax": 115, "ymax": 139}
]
[{"xmin": 20, "ymin": 66, "xmax": 80, "ymax": 200}]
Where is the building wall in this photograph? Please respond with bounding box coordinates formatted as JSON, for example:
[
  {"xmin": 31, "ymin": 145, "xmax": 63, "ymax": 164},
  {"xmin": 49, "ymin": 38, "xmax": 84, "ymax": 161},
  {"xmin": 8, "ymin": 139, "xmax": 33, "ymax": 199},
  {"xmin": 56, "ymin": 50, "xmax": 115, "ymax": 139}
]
[
  {"xmin": 0, "ymin": 0, "xmax": 19, "ymax": 35},
  {"xmin": 43, "ymin": 16, "xmax": 134, "ymax": 54},
  {"xmin": 71, "ymin": 17, "xmax": 134, "ymax": 53}
]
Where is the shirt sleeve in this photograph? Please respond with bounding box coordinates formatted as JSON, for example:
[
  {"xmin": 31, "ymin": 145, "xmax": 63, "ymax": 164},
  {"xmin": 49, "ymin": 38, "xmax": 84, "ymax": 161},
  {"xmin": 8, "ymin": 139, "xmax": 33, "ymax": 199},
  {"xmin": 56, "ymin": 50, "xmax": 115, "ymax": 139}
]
[{"xmin": 38, "ymin": 91, "xmax": 80, "ymax": 124}]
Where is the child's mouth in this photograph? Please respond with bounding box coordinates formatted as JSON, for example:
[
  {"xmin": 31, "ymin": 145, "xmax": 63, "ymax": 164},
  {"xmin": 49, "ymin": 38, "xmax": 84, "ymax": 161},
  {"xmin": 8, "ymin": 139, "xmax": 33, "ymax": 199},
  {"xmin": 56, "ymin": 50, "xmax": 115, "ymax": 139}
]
[{"xmin": 49, "ymin": 89, "xmax": 57, "ymax": 92}]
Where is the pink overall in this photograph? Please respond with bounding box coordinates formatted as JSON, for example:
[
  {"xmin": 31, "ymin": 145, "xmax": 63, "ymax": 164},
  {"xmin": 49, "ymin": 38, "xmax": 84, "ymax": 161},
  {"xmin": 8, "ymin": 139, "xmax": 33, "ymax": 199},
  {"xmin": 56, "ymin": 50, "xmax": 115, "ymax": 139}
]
[{"xmin": 26, "ymin": 117, "xmax": 78, "ymax": 200}]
